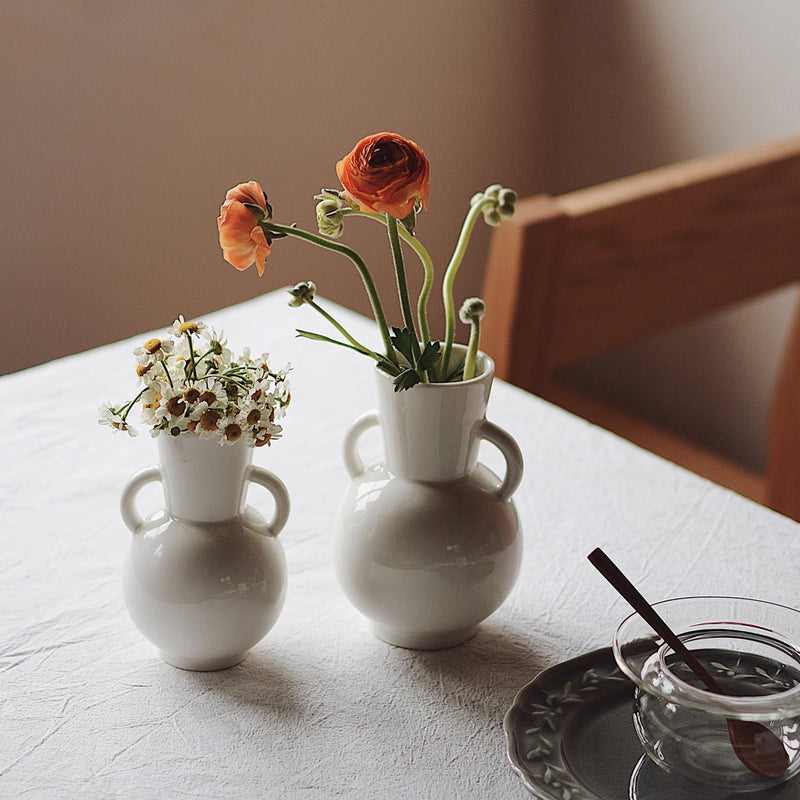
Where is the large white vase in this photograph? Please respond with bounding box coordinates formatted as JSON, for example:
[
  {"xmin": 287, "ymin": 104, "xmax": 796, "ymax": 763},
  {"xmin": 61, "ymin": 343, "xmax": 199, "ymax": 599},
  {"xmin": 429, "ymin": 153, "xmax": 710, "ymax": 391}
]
[
  {"xmin": 120, "ymin": 435, "xmax": 290, "ymax": 670},
  {"xmin": 334, "ymin": 345, "xmax": 524, "ymax": 649}
]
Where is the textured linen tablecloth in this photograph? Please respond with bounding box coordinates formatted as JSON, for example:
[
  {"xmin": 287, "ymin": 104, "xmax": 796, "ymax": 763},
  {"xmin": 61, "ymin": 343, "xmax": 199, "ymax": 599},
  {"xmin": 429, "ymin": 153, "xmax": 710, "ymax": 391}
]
[{"xmin": 2, "ymin": 291, "xmax": 799, "ymax": 799}]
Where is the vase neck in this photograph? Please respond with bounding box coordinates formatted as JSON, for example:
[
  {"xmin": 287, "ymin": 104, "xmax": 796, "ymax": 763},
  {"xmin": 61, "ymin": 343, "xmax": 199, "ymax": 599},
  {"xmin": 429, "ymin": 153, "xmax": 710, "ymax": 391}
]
[
  {"xmin": 375, "ymin": 347, "xmax": 494, "ymax": 482},
  {"xmin": 157, "ymin": 435, "xmax": 252, "ymax": 522}
]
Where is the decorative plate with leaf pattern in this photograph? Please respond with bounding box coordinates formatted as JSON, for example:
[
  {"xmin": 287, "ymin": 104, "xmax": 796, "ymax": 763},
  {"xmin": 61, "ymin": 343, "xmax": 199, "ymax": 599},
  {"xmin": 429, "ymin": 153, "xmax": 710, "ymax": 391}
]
[
  {"xmin": 504, "ymin": 648, "xmax": 634, "ymax": 799},
  {"xmin": 504, "ymin": 647, "xmax": 800, "ymax": 800}
]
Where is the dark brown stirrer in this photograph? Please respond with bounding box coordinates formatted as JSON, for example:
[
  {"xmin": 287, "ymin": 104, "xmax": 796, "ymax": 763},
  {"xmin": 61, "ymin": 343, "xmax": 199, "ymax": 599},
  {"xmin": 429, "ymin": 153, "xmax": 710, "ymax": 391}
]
[{"xmin": 588, "ymin": 547, "xmax": 789, "ymax": 779}]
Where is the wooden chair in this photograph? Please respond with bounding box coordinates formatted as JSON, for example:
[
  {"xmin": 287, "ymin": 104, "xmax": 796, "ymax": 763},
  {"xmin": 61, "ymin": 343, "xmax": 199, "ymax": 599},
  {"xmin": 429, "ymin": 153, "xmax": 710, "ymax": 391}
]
[{"xmin": 481, "ymin": 136, "xmax": 800, "ymax": 520}]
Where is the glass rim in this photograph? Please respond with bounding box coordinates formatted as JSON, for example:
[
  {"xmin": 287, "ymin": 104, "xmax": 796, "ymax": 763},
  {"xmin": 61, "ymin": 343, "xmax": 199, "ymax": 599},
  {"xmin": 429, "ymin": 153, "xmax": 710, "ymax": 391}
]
[{"xmin": 612, "ymin": 595, "xmax": 800, "ymax": 718}]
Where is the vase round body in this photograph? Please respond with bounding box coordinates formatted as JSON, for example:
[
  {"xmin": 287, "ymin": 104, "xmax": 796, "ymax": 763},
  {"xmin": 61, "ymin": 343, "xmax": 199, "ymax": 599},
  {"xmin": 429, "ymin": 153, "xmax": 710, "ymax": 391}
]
[
  {"xmin": 120, "ymin": 435, "xmax": 290, "ymax": 670},
  {"xmin": 334, "ymin": 345, "xmax": 523, "ymax": 649}
]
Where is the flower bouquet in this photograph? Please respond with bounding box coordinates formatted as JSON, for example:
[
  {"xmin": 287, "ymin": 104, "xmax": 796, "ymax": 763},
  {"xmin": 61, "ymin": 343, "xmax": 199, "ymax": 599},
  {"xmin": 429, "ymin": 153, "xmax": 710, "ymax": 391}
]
[
  {"xmin": 99, "ymin": 317, "xmax": 291, "ymax": 445},
  {"xmin": 217, "ymin": 132, "xmax": 515, "ymax": 390}
]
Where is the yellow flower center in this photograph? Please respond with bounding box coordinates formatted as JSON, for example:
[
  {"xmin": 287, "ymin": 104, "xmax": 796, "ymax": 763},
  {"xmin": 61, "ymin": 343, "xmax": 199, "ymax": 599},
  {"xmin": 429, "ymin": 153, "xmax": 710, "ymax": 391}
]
[
  {"xmin": 178, "ymin": 321, "xmax": 199, "ymax": 334},
  {"xmin": 143, "ymin": 392, "xmax": 162, "ymax": 411},
  {"xmin": 144, "ymin": 338, "xmax": 162, "ymax": 354}
]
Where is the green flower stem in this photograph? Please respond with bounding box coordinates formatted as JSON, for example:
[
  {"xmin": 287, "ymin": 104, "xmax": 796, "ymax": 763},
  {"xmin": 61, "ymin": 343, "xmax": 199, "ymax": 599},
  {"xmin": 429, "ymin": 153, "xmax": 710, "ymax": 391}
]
[
  {"xmin": 120, "ymin": 387, "xmax": 148, "ymax": 421},
  {"xmin": 399, "ymin": 228, "xmax": 434, "ymax": 347},
  {"xmin": 463, "ymin": 317, "xmax": 481, "ymax": 381},
  {"xmin": 196, "ymin": 347, "xmax": 218, "ymax": 378},
  {"xmin": 262, "ymin": 221, "xmax": 397, "ymax": 365},
  {"xmin": 386, "ymin": 215, "xmax": 421, "ymax": 366},
  {"xmin": 185, "ymin": 335, "xmax": 198, "ymax": 380},
  {"xmin": 305, "ymin": 298, "xmax": 383, "ymax": 361},
  {"xmin": 440, "ymin": 196, "xmax": 495, "ymax": 380},
  {"xmin": 343, "ymin": 209, "xmax": 434, "ymax": 347},
  {"xmin": 161, "ymin": 359, "xmax": 174, "ymax": 388}
]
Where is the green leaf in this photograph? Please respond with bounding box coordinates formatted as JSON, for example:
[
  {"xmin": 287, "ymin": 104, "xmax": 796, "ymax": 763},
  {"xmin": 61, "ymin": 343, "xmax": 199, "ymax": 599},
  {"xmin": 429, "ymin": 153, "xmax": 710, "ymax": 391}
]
[
  {"xmin": 295, "ymin": 329, "xmax": 373, "ymax": 357},
  {"xmin": 444, "ymin": 361, "xmax": 465, "ymax": 382},
  {"xmin": 376, "ymin": 357, "xmax": 402, "ymax": 377},
  {"xmin": 393, "ymin": 368, "xmax": 422, "ymax": 392},
  {"xmin": 390, "ymin": 327, "xmax": 415, "ymax": 364},
  {"xmin": 314, "ymin": 188, "xmax": 341, "ymax": 200},
  {"xmin": 400, "ymin": 207, "xmax": 416, "ymax": 234},
  {"xmin": 417, "ymin": 340, "xmax": 441, "ymax": 372}
]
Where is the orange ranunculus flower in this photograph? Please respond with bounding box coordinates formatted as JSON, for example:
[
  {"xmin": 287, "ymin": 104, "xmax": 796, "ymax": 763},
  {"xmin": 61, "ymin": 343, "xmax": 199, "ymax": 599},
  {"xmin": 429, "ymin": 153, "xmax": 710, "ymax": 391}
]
[
  {"xmin": 335, "ymin": 132, "xmax": 430, "ymax": 219},
  {"xmin": 217, "ymin": 180, "xmax": 272, "ymax": 276}
]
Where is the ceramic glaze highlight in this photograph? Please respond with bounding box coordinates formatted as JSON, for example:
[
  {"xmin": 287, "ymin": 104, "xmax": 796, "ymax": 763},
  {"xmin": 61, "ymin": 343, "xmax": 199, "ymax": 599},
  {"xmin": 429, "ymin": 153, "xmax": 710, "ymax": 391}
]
[
  {"xmin": 334, "ymin": 345, "xmax": 523, "ymax": 649},
  {"xmin": 120, "ymin": 436, "xmax": 290, "ymax": 670}
]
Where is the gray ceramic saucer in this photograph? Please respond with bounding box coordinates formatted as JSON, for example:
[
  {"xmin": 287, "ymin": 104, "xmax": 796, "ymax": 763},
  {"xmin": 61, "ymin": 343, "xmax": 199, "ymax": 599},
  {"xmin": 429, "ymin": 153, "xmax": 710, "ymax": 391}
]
[{"xmin": 504, "ymin": 647, "xmax": 800, "ymax": 800}]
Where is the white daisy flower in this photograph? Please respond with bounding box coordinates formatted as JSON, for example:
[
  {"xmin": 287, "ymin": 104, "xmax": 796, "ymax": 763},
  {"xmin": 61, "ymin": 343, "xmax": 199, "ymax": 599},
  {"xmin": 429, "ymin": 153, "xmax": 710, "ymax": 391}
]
[
  {"xmin": 204, "ymin": 327, "xmax": 233, "ymax": 362},
  {"xmin": 133, "ymin": 337, "xmax": 174, "ymax": 365},
  {"xmin": 167, "ymin": 316, "xmax": 207, "ymax": 338},
  {"xmin": 155, "ymin": 384, "xmax": 189, "ymax": 422},
  {"xmin": 194, "ymin": 407, "xmax": 224, "ymax": 439},
  {"xmin": 139, "ymin": 387, "xmax": 164, "ymax": 426},
  {"xmin": 98, "ymin": 405, "xmax": 138, "ymax": 437},
  {"xmin": 253, "ymin": 420, "xmax": 283, "ymax": 447},
  {"xmin": 219, "ymin": 418, "xmax": 245, "ymax": 445},
  {"xmin": 188, "ymin": 378, "xmax": 228, "ymax": 418},
  {"xmin": 102, "ymin": 319, "xmax": 290, "ymax": 450},
  {"xmin": 274, "ymin": 363, "xmax": 293, "ymax": 382},
  {"xmin": 153, "ymin": 416, "xmax": 191, "ymax": 439}
]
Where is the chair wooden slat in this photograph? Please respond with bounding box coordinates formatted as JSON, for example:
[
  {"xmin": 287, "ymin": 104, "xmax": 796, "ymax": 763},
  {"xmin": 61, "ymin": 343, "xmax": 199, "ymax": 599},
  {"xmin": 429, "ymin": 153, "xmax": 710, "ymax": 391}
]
[{"xmin": 482, "ymin": 136, "xmax": 800, "ymax": 520}]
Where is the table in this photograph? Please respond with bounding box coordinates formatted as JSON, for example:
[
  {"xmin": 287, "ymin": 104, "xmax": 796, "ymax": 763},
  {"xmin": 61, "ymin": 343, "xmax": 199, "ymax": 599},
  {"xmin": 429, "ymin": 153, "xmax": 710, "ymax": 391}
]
[{"xmin": 3, "ymin": 291, "xmax": 799, "ymax": 799}]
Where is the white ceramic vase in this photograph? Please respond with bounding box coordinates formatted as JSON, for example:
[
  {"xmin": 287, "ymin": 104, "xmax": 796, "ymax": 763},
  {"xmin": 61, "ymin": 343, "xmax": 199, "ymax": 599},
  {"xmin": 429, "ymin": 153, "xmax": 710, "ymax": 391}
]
[
  {"xmin": 334, "ymin": 345, "xmax": 524, "ymax": 649},
  {"xmin": 120, "ymin": 435, "xmax": 290, "ymax": 670}
]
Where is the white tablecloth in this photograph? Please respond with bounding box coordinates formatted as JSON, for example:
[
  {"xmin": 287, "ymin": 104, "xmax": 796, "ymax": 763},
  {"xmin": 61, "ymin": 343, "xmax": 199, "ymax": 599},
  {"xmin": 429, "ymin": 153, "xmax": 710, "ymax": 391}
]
[{"xmin": 3, "ymin": 292, "xmax": 799, "ymax": 799}]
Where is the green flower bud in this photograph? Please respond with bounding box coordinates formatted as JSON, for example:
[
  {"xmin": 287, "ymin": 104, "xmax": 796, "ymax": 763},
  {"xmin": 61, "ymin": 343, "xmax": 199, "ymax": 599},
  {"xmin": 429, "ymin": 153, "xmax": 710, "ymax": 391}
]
[
  {"xmin": 482, "ymin": 208, "xmax": 503, "ymax": 227},
  {"xmin": 287, "ymin": 281, "xmax": 317, "ymax": 307},
  {"xmin": 459, "ymin": 297, "xmax": 486, "ymax": 324},
  {"xmin": 477, "ymin": 184, "xmax": 517, "ymax": 226},
  {"xmin": 497, "ymin": 188, "xmax": 516, "ymax": 220},
  {"xmin": 316, "ymin": 198, "xmax": 345, "ymax": 238},
  {"xmin": 499, "ymin": 187, "xmax": 517, "ymax": 205}
]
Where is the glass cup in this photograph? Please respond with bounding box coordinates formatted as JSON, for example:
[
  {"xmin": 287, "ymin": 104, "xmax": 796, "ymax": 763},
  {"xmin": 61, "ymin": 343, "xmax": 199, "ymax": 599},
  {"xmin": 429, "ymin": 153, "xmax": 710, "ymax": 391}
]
[{"xmin": 613, "ymin": 596, "xmax": 800, "ymax": 793}]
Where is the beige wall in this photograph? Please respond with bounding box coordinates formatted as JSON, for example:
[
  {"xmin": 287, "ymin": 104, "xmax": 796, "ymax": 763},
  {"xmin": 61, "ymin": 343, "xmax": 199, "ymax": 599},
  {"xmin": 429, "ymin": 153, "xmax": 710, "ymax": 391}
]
[
  {"xmin": 6, "ymin": 1, "xmax": 800, "ymax": 471},
  {"xmin": 539, "ymin": 0, "xmax": 800, "ymax": 471},
  {"xmin": 2, "ymin": 1, "xmax": 546, "ymax": 375}
]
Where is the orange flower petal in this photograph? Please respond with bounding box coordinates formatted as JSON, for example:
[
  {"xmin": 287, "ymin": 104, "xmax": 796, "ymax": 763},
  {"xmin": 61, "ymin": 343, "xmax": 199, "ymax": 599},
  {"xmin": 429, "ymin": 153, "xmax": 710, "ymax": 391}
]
[
  {"xmin": 336, "ymin": 132, "xmax": 430, "ymax": 219},
  {"xmin": 225, "ymin": 180, "xmax": 268, "ymax": 212},
  {"xmin": 217, "ymin": 199, "xmax": 270, "ymax": 273},
  {"xmin": 250, "ymin": 226, "xmax": 270, "ymax": 277}
]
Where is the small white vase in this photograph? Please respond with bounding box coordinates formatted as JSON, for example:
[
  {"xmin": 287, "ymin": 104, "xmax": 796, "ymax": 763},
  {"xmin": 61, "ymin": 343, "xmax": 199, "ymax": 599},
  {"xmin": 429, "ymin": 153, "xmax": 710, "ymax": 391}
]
[
  {"xmin": 120, "ymin": 435, "xmax": 290, "ymax": 670},
  {"xmin": 334, "ymin": 345, "xmax": 523, "ymax": 649}
]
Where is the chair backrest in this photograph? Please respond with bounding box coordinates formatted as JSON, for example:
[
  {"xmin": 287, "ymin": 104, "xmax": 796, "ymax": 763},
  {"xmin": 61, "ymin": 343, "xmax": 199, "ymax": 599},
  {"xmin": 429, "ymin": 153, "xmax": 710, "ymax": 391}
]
[{"xmin": 481, "ymin": 136, "xmax": 800, "ymax": 520}]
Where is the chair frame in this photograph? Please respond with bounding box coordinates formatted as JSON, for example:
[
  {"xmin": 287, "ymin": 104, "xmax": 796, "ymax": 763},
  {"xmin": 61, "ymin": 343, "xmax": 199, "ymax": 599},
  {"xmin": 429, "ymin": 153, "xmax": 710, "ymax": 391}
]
[{"xmin": 481, "ymin": 136, "xmax": 800, "ymax": 519}]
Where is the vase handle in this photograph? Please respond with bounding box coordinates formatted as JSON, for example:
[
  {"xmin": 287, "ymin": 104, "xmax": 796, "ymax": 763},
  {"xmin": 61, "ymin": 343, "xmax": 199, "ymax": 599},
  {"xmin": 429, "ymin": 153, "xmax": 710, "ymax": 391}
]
[
  {"xmin": 120, "ymin": 466, "xmax": 162, "ymax": 534},
  {"xmin": 342, "ymin": 410, "xmax": 380, "ymax": 478},
  {"xmin": 246, "ymin": 466, "xmax": 291, "ymax": 537},
  {"xmin": 479, "ymin": 420, "xmax": 524, "ymax": 501}
]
